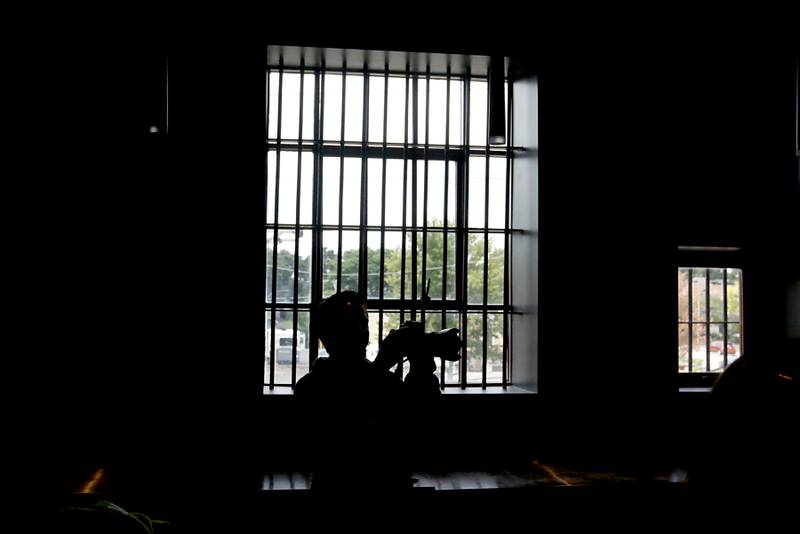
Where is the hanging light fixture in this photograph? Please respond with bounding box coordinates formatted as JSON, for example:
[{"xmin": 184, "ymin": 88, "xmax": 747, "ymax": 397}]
[{"xmin": 488, "ymin": 55, "xmax": 506, "ymax": 145}]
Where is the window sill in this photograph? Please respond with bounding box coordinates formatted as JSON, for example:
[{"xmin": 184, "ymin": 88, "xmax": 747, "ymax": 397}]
[
  {"xmin": 678, "ymin": 387, "xmax": 712, "ymax": 394},
  {"xmin": 263, "ymin": 385, "xmax": 537, "ymax": 396}
]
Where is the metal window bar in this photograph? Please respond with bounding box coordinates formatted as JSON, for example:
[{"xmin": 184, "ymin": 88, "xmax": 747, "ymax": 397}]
[
  {"xmin": 291, "ymin": 58, "xmax": 306, "ymax": 386},
  {"xmin": 441, "ymin": 66, "xmax": 451, "ymax": 388},
  {"xmin": 309, "ymin": 66, "xmax": 323, "ymax": 369},
  {"xmin": 705, "ymin": 268, "xmax": 711, "ymax": 372},
  {"xmin": 337, "ymin": 62, "xmax": 347, "ymax": 292},
  {"xmin": 358, "ymin": 63, "xmax": 369, "ymax": 299},
  {"xmin": 687, "ymin": 268, "xmax": 693, "ymax": 373},
  {"xmin": 502, "ymin": 79, "xmax": 513, "ymax": 388},
  {"xmin": 483, "ymin": 80, "xmax": 491, "ymax": 389},
  {"xmin": 723, "ymin": 268, "xmax": 728, "ymax": 368},
  {"xmin": 420, "ymin": 65, "xmax": 430, "ymax": 330},
  {"xmin": 378, "ymin": 62, "xmax": 389, "ymax": 351},
  {"xmin": 268, "ymin": 60, "xmax": 284, "ymax": 389},
  {"xmin": 459, "ymin": 69, "xmax": 471, "ymax": 388},
  {"xmin": 410, "ymin": 73, "xmax": 419, "ymax": 323},
  {"xmin": 266, "ymin": 55, "xmax": 513, "ymax": 388}
]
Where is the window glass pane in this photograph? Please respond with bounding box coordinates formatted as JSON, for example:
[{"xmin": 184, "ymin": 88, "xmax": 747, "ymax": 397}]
[
  {"xmin": 678, "ymin": 269, "xmax": 689, "ymax": 322},
  {"xmin": 487, "ymin": 157, "xmax": 507, "ymax": 229},
  {"xmin": 272, "ymin": 73, "xmax": 315, "ymax": 141},
  {"xmin": 691, "ymin": 323, "xmax": 707, "ymax": 372},
  {"xmin": 466, "ymin": 313, "xmax": 484, "ymax": 384},
  {"xmin": 267, "ymin": 72, "xmax": 280, "ymax": 139},
  {"xmin": 424, "ymin": 160, "xmax": 445, "ymax": 227},
  {"xmin": 469, "ymin": 79, "xmax": 487, "ymax": 146},
  {"xmin": 417, "ymin": 75, "xmax": 428, "ymax": 144},
  {"xmin": 341, "ymin": 158, "xmax": 362, "ymax": 226},
  {"xmin": 486, "ymin": 313, "xmax": 504, "ymax": 383},
  {"xmin": 727, "ymin": 323, "xmax": 741, "ymax": 363},
  {"xmin": 428, "ymin": 78, "xmax": 448, "ymax": 145},
  {"xmin": 368, "ymin": 75, "xmax": 386, "ymax": 144},
  {"xmin": 266, "ymin": 230, "xmax": 274, "ymax": 302},
  {"xmin": 266, "ymin": 230, "xmax": 311, "ymax": 303},
  {"xmin": 381, "ymin": 231, "xmax": 403, "ymax": 299},
  {"xmin": 386, "ymin": 76, "xmax": 408, "ymax": 144},
  {"xmin": 367, "ymin": 231, "xmax": 382, "ymax": 299},
  {"xmin": 321, "ymin": 157, "xmax": 340, "ymax": 225},
  {"xmin": 266, "ymin": 152, "xmax": 276, "ymax": 223},
  {"xmin": 322, "ymin": 73, "xmax": 342, "ymax": 141},
  {"xmin": 678, "ymin": 323, "xmax": 689, "ymax": 372},
  {"xmin": 709, "ymin": 323, "xmax": 725, "ymax": 372},
  {"xmin": 449, "ymin": 79, "xmax": 463, "ymax": 146},
  {"xmin": 269, "ymin": 309, "xmax": 296, "ymax": 385},
  {"xmin": 340, "ymin": 230, "xmax": 360, "ymax": 292},
  {"xmin": 296, "ymin": 311, "xmax": 311, "ymax": 377},
  {"xmin": 344, "ymin": 74, "xmax": 364, "ymax": 142},
  {"xmin": 726, "ymin": 268, "xmax": 741, "ymax": 321},
  {"xmin": 691, "ymin": 269, "xmax": 706, "ymax": 321},
  {"xmin": 709, "ymin": 268, "xmax": 725, "ymax": 322},
  {"xmin": 487, "ymin": 234, "xmax": 505, "ymax": 305},
  {"xmin": 446, "ymin": 162, "xmax": 456, "ymax": 227},
  {"xmin": 367, "ymin": 159, "xmax": 383, "ymax": 227},
  {"xmin": 467, "ymin": 233, "xmax": 485, "ymax": 305},
  {"xmin": 277, "ymin": 151, "xmax": 313, "ymax": 225},
  {"xmin": 444, "ymin": 311, "xmax": 461, "ymax": 384},
  {"xmin": 321, "ymin": 231, "xmax": 339, "ymax": 297},
  {"xmin": 424, "ymin": 231, "xmax": 444, "ymax": 301},
  {"xmin": 468, "ymin": 156, "xmax": 486, "ymax": 228},
  {"xmin": 385, "ymin": 159, "xmax": 405, "ymax": 227}
]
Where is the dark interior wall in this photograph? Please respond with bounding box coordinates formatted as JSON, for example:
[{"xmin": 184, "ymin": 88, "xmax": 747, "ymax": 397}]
[{"xmin": 37, "ymin": 38, "xmax": 797, "ymax": 491}]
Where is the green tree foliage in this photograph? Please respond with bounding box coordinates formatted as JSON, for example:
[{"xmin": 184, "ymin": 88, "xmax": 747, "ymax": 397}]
[{"xmin": 268, "ymin": 221, "xmax": 506, "ymax": 367}]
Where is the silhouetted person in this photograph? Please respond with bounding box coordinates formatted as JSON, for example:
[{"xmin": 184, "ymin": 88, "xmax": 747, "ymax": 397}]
[
  {"xmin": 294, "ymin": 291, "xmax": 409, "ymax": 491},
  {"xmin": 691, "ymin": 337, "xmax": 799, "ymax": 500}
]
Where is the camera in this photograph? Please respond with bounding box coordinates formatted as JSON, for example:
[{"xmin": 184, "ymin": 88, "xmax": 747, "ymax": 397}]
[{"xmin": 373, "ymin": 321, "xmax": 462, "ymax": 372}]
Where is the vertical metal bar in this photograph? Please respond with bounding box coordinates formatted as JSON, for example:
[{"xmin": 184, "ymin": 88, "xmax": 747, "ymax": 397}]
[
  {"xmin": 397, "ymin": 63, "xmax": 410, "ymax": 378},
  {"xmin": 502, "ymin": 77, "xmax": 512, "ymax": 388},
  {"xmin": 379, "ymin": 62, "xmax": 389, "ymax": 347},
  {"xmin": 337, "ymin": 61, "xmax": 347, "ymax": 292},
  {"xmin": 410, "ymin": 73, "xmax": 419, "ymax": 322},
  {"xmin": 269, "ymin": 59, "xmax": 284, "ymax": 388},
  {"xmin": 264, "ymin": 65, "xmax": 270, "ymax": 386},
  {"xmin": 309, "ymin": 65, "xmax": 323, "ymax": 368},
  {"xmin": 723, "ymin": 268, "xmax": 729, "ymax": 368},
  {"xmin": 482, "ymin": 79, "xmax": 490, "ymax": 389},
  {"xmin": 687, "ymin": 268, "xmax": 693, "ymax": 373},
  {"xmin": 421, "ymin": 65, "xmax": 430, "ymax": 329},
  {"xmin": 291, "ymin": 59, "xmax": 306, "ymax": 386},
  {"xmin": 706, "ymin": 268, "xmax": 711, "ymax": 372},
  {"xmin": 460, "ymin": 70, "xmax": 471, "ymax": 388},
  {"xmin": 441, "ymin": 66, "xmax": 451, "ymax": 389},
  {"xmin": 399, "ymin": 63, "xmax": 410, "ymax": 333},
  {"xmin": 358, "ymin": 63, "xmax": 369, "ymax": 298}
]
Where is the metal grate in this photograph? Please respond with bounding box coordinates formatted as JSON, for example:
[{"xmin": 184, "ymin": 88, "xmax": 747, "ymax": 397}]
[
  {"xmin": 266, "ymin": 50, "xmax": 514, "ymax": 389},
  {"xmin": 678, "ymin": 267, "xmax": 743, "ymax": 375}
]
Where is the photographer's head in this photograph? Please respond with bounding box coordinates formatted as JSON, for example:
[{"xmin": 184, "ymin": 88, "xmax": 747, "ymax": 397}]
[{"xmin": 314, "ymin": 291, "xmax": 370, "ymax": 360}]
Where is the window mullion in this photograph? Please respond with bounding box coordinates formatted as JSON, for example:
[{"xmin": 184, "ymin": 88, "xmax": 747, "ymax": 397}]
[
  {"xmin": 268, "ymin": 59, "xmax": 284, "ymax": 389},
  {"xmin": 291, "ymin": 58, "xmax": 306, "ymax": 386}
]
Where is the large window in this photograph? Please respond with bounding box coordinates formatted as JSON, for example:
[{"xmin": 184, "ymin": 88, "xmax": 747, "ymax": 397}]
[
  {"xmin": 678, "ymin": 266, "xmax": 743, "ymax": 384},
  {"xmin": 265, "ymin": 52, "xmax": 514, "ymax": 389}
]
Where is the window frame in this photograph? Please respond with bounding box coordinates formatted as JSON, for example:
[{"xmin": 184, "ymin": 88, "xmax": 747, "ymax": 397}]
[
  {"xmin": 266, "ymin": 59, "xmax": 515, "ymax": 391},
  {"xmin": 677, "ymin": 249, "xmax": 745, "ymax": 389}
]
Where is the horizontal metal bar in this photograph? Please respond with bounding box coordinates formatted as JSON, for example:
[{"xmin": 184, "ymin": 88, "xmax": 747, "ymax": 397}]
[
  {"xmin": 265, "ymin": 224, "xmax": 511, "ymax": 233},
  {"xmin": 266, "ymin": 65, "xmax": 492, "ymax": 81},
  {"xmin": 264, "ymin": 302, "xmax": 511, "ymax": 311},
  {"xmin": 266, "ymin": 142, "xmax": 513, "ymax": 157}
]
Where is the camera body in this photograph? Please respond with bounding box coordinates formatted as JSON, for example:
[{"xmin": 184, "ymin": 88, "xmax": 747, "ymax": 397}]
[{"xmin": 373, "ymin": 321, "xmax": 461, "ymax": 373}]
